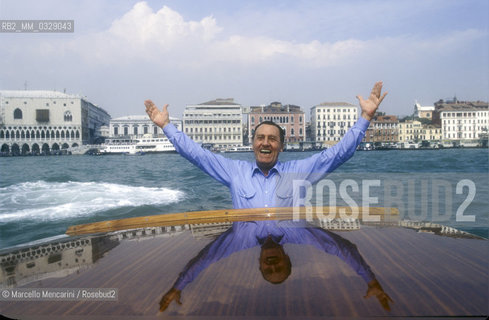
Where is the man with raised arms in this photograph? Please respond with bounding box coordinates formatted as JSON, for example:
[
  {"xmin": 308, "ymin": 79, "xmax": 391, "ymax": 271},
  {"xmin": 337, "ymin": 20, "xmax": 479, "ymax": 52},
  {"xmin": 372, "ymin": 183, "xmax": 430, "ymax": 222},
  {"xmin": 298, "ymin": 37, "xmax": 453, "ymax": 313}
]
[
  {"xmin": 145, "ymin": 82, "xmax": 390, "ymax": 312},
  {"xmin": 145, "ymin": 82, "xmax": 386, "ymax": 210}
]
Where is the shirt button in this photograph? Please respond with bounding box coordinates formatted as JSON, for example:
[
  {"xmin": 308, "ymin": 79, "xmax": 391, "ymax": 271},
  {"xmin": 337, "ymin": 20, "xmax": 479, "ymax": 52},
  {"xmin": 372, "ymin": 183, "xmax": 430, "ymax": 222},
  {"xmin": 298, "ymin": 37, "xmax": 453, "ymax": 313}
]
[
  {"xmin": 265, "ymin": 191, "xmax": 268, "ymax": 194},
  {"xmin": 265, "ymin": 204, "xmax": 268, "ymax": 207}
]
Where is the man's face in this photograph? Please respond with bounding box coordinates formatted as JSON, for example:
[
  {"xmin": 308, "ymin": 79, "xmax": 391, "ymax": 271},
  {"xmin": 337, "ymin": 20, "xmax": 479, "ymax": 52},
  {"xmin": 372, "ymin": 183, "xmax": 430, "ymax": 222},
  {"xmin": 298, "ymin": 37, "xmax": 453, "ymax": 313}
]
[
  {"xmin": 253, "ymin": 124, "xmax": 283, "ymax": 174},
  {"xmin": 259, "ymin": 240, "xmax": 291, "ymax": 284}
]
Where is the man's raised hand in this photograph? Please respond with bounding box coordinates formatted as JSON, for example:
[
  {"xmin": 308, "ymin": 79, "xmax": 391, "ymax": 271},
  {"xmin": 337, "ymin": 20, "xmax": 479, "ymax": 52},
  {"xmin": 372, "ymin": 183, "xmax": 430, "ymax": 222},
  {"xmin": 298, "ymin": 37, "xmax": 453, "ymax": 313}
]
[
  {"xmin": 365, "ymin": 279, "xmax": 393, "ymax": 311},
  {"xmin": 356, "ymin": 82, "xmax": 388, "ymax": 121},
  {"xmin": 145, "ymin": 99, "xmax": 170, "ymax": 128},
  {"xmin": 159, "ymin": 287, "xmax": 182, "ymax": 312}
]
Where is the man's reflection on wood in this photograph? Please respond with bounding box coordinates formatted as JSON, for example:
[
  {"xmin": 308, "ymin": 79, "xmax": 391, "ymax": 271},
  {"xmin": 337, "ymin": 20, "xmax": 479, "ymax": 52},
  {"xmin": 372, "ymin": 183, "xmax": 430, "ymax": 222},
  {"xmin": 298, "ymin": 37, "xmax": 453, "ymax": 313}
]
[{"xmin": 159, "ymin": 220, "xmax": 392, "ymax": 312}]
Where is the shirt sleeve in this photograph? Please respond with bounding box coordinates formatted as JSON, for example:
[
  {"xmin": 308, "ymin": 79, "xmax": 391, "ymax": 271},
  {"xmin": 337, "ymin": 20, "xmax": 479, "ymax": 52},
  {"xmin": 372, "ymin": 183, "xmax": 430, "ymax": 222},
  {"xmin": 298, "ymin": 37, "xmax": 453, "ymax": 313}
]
[
  {"xmin": 163, "ymin": 123, "xmax": 234, "ymax": 187},
  {"xmin": 281, "ymin": 117, "xmax": 369, "ymax": 184},
  {"xmin": 284, "ymin": 227, "xmax": 376, "ymax": 283}
]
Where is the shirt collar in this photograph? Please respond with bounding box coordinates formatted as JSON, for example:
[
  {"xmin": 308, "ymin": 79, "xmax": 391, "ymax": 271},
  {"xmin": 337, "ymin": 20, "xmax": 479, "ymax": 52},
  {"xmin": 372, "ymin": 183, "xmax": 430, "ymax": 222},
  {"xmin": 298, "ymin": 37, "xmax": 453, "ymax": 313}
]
[
  {"xmin": 251, "ymin": 161, "xmax": 282, "ymax": 178},
  {"xmin": 257, "ymin": 233, "xmax": 284, "ymax": 245}
]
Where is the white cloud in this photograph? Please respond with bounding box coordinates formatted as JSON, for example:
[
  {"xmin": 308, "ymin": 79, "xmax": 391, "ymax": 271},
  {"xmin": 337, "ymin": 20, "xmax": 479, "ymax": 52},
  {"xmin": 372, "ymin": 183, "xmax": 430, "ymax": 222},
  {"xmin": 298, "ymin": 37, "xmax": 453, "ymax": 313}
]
[
  {"xmin": 68, "ymin": 1, "xmax": 368, "ymax": 68},
  {"xmin": 108, "ymin": 2, "xmax": 222, "ymax": 44},
  {"xmin": 15, "ymin": 1, "xmax": 486, "ymax": 72}
]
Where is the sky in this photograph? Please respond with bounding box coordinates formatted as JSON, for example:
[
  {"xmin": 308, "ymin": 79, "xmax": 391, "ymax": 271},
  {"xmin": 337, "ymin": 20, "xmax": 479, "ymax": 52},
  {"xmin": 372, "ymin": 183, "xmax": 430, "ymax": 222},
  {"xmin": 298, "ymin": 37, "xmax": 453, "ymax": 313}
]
[{"xmin": 0, "ymin": 0, "xmax": 487, "ymax": 119}]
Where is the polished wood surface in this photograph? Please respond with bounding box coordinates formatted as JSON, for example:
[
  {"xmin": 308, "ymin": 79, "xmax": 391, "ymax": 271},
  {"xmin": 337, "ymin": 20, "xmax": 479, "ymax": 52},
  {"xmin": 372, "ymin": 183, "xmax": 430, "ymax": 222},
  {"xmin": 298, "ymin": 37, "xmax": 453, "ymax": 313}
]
[
  {"xmin": 1, "ymin": 222, "xmax": 487, "ymax": 319},
  {"xmin": 66, "ymin": 206, "xmax": 399, "ymax": 236}
]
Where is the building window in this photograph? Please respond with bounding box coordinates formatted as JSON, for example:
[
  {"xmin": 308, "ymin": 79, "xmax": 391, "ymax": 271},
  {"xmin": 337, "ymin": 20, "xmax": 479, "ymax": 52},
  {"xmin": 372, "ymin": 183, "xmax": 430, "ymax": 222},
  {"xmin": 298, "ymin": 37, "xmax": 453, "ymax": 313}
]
[
  {"xmin": 36, "ymin": 109, "xmax": 50, "ymax": 122},
  {"xmin": 14, "ymin": 108, "xmax": 22, "ymax": 119},
  {"xmin": 64, "ymin": 111, "xmax": 72, "ymax": 122}
]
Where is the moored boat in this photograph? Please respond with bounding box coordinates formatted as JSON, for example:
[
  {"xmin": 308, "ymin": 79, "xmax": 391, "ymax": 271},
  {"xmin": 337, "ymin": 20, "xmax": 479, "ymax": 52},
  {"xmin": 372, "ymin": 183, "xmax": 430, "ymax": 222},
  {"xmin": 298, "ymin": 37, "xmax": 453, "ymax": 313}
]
[
  {"xmin": 101, "ymin": 134, "xmax": 175, "ymax": 154},
  {"xmin": 224, "ymin": 146, "xmax": 253, "ymax": 152}
]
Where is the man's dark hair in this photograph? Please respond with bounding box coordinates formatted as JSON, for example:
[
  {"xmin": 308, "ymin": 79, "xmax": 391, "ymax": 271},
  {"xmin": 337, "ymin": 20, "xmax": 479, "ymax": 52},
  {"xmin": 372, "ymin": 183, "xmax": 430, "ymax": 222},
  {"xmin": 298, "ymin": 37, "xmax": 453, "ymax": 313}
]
[{"xmin": 252, "ymin": 121, "xmax": 285, "ymax": 145}]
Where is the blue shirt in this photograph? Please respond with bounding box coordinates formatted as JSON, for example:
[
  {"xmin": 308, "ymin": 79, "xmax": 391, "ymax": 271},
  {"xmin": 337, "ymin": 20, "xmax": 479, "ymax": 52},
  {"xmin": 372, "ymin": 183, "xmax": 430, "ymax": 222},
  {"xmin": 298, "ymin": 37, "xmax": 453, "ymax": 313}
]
[
  {"xmin": 163, "ymin": 117, "xmax": 369, "ymax": 209},
  {"xmin": 174, "ymin": 220, "xmax": 376, "ymax": 290}
]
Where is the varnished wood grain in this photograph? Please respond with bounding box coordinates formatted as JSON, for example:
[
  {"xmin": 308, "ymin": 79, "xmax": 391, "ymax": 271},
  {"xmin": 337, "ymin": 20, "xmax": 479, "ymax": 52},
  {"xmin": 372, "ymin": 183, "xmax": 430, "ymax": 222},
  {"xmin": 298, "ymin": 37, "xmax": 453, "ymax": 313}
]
[{"xmin": 66, "ymin": 206, "xmax": 399, "ymax": 236}]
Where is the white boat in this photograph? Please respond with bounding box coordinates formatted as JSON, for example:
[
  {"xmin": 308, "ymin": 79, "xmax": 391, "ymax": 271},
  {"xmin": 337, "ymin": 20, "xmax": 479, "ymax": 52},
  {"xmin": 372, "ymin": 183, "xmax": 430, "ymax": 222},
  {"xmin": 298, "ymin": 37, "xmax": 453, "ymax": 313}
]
[
  {"xmin": 101, "ymin": 134, "xmax": 175, "ymax": 154},
  {"xmin": 398, "ymin": 141, "xmax": 420, "ymax": 149},
  {"xmin": 224, "ymin": 146, "xmax": 253, "ymax": 152}
]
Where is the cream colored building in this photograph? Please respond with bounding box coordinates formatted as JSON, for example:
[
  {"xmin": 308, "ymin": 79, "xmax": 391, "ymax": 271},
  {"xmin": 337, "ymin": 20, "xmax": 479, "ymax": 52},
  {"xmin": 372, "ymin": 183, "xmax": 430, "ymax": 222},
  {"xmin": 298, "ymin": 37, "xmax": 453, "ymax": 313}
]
[
  {"xmin": 420, "ymin": 125, "xmax": 442, "ymax": 142},
  {"xmin": 398, "ymin": 120, "xmax": 423, "ymax": 142},
  {"xmin": 183, "ymin": 98, "xmax": 243, "ymax": 148},
  {"xmin": 398, "ymin": 120, "xmax": 442, "ymax": 144},
  {"xmin": 0, "ymin": 90, "xmax": 110, "ymax": 155},
  {"xmin": 109, "ymin": 115, "xmax": 182, "ymax": 138},
  {"xmin": 310, "ymin": 102, "xmax": 358, "ymax": 147},
  {"xmin": 414, "ymin": 101, "xmax": 435, "ymax": 119}
]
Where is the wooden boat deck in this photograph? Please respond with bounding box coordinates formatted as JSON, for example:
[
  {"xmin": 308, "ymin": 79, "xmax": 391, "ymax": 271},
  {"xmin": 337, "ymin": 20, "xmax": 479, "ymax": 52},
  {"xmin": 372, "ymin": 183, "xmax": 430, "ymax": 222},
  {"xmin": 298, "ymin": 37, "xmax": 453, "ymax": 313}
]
[{"xmin": 1, "ymin": 209, "xmax": 487, "ymax": 319}]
